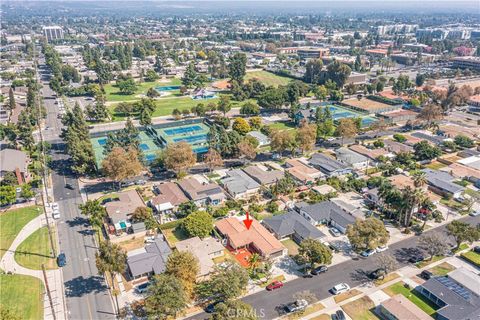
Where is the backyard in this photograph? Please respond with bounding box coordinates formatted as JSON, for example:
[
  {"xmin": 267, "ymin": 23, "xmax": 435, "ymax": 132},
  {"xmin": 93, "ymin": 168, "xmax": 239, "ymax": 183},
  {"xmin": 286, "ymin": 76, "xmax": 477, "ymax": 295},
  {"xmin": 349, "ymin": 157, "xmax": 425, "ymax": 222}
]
[
  {"xmin": 244, "ymin": 70, "xmax": 292, "ymax": 87},
  {"xmin": 0, "ymin": 206, "xmax": 41, "ymax": 259},
  {"xmin": 383, "ymin": 281, "xmax": 438, "ymax": 316},
  {"xmin": 281, "ymin": 238, "xmax": 300, "ymax": 256},
  {"xmin": 162, "ymin": 227, "xmax": 189, "ymax": 247},
  {"xmin": 0, "ymin": 273, "xmax": 44, "ymax": 320},
  {"xmin": 15, "ymin": 226, "xmax": 58, "ymax": 270}
]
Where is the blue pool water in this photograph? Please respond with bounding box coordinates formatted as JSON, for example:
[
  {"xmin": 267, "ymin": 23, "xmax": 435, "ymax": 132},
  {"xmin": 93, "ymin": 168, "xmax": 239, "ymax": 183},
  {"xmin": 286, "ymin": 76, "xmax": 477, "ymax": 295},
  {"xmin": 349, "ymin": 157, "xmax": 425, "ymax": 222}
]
[
  {"xmin": 98, "ymin": 138, "xmax": 107, "ymax": 146},
  {"xmin": 140, "ymin": 143, "xmax": 149, "ymax": 151},
  {"xmin": 145, "ymin": 154, "xmax": 156, "ymax": 162},
  {"xmin": 173, "ymin": 135, "xmax": 207, "ymax": 143},
  {"xmin": 194, "ymin": 146, "xmax": 209, "ymax": 153},
  {"xmin": 164, "ymin": 125, "xmax": 203, "ymax": 136},
  {"xmin": 119, "ymin": 221, "xmax": 127, "ymax": 229},
  {"xmin": 156, "ymin": 85, "xmax": 181, "ymax": 91}
]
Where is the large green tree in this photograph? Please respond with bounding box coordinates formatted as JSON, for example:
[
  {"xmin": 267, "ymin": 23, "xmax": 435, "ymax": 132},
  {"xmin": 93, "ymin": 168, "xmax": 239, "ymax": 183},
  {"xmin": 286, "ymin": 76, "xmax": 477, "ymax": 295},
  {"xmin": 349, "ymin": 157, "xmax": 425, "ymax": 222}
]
[
  {"xmin": 446, "ymin": 221, "xmax": 480, "ymax": 249},
  {"xmin": 182, "ymin": 211, "xmax": 213, "ymax": 238},
  {"xmin": 79, "ymin": 199, "xmax": 106, "ymax": 229},
  {"xmin": 145, "ymin": 274, "xmax": 188, "ymax": 319},
  {"xmin": 165, "ymin": 251, "xmax": 199, "ymax": 298},
  {"xmin": 298, "ymin": 239, "xmax": 332, "ymax": 273},
  {"xmin": 196, "ymin": 261, "xmax": 249, "ymax": 301},
  {"xmin": 346, "ymin": 217, "xmax": 389, "ymax": 253},
  {"xmin": 213, "ymin": 301, "xmax": 257, "ymax": 320},
  {"xmin": 229, "ymin": 53, "xmax": 247, "ymax": 83}
]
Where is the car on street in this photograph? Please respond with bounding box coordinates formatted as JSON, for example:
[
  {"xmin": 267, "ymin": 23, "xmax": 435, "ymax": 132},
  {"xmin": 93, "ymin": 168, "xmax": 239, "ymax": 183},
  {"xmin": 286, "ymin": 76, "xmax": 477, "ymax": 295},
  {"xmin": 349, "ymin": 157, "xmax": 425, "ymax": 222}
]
[
  {"xmin": 52, "ymin": 211, "xmax": 60, "ymax": 219},
  {"xmin": 57, "ymin": 253, "xmax": 67, "ymax": 267},
  {"xmin": 335, "ymin": 310, "xmax": 346, "ymax": 320},
  {"xmin": 284, "ymin": 299, "xmax": 308, "ymax": 313},
  {"xmin": 409, "ymin": 255, "xmax": 426, "ymax": 264},
  {"xmin": 330, "ymin": 283, "xmax": 350, "ymax": 295},
  {"xmin": 311, "ymin": 265, "xmax": 328, "ymax": 275},
  {"xmin": 51, "ymin": 202, "xmax": 59, "ymax": 211},
  {"xmin": 360, "ymin": 249, "xmax": 376, "ymax": 257},
  {"xmin": 420, "ymin": 270, "xmax": 433, "ymax": 280},
  {"xmin": 469, "ymin": 210, "xmax": 480, "ymax": 217},
  {"xmin": 474, "ymin": 246, "xmax": 480, "ymax": 254},
  {"xmin": 266, "ymin": 280, "xmax": 284, "ymax": 291},
  {"xmin": 65, "ymin": 183, "xmax": 74, "ymax": 190},
  {"xmin": 205, "ymin": 300, "xmax": 224, "ymax": 313},
  {"xmin": 376, "ymin": 245, "xmax": 388, "ymax": 252},
  {"xmin": 135, "ymin": 282, "xmax": 151, "ymax": 294},
  {"xmin": 329, "ymin": 227, "xmax": 341, "ymax": 237},
  {"xmin": 369, "ymin": 268, "xmax": 386, "ymax": 280}
]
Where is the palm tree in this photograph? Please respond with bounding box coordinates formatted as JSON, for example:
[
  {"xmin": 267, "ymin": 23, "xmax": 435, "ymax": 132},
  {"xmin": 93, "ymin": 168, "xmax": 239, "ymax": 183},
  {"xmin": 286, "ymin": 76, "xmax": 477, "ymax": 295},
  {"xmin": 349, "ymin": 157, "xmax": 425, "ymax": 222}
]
[
  {"xmin": 79, "ymin": 199, "xmax": 106, "ymax": 231},
  {"xmin": 96, "ymin": 242, "xmax": 127, "ymax": 316},
  {"xmin": 412, "ymin": 171, "xmax": 427, "ymax": 188},
  {"xmin": 400, "ymin": 187, "xmax": 426, "ymax": 231},
  {"xmin": 248, "ymin": 253, "xmax": 261, "ymax": 276}
]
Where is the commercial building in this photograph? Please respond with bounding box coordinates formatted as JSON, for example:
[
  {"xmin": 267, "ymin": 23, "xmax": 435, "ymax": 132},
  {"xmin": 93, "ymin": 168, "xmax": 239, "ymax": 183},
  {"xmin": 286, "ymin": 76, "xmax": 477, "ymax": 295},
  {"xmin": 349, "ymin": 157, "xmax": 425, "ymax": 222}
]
[
  {"xmin": 451, "ymin": 56, "xmax": 480, "ymax": 71},
  {"xmin": 43, "ymin": 26, "xmax": 64, "ymax": 43}
]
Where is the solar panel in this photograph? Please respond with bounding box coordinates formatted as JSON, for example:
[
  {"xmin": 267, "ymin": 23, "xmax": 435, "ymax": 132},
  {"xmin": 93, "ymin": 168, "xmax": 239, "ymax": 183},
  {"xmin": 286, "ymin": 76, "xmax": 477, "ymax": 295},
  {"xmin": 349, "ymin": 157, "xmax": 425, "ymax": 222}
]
[{"xmin": 437, "ymin": 277, "xmax": 471, "ymax": 300}]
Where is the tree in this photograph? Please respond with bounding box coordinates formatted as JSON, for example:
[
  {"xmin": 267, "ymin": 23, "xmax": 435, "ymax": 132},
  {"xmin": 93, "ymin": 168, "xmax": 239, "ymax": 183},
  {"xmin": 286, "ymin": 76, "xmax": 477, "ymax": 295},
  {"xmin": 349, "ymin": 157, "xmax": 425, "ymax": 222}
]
[
  {"xmin": 144, "ymin": 69, "xmax": 159, "ymax": 82},
  {"xmin": 212, "ymin": 301, "xmax": 257, "ymax": 320},
  {"xmin": 298, "ymin": 239, "xmax": 332, "ymax": 273},
  {"xmin": 146, "ymin": 87, "xmax": 160, "ymax": 98},
  {"xmin": 335, "ymin": 118, "xmax": 358, "ymax": 145},
  {"xmin": 417, "ymin": 104, "xmax": 443, "ymax": 128},
  {"xmin": 446, "ymin": 221, "xmax": 480, "ymax": 249},
  {"xmin": 415, "ymin": 74, "xmax": 426, "ymax": 87},
  {"xmin": 418, "ymin": 232, "xmax": 450, "ymax": 260},
  {"xmin": 346, "ymin": 218, "xmax": 389, "ymax": 253},
  {"xmin": 413, "ymin": 141, "xmax": 442, "ymax": 161},
  {"xmin": 249, "ymin": 117, "xmax": 262, "ymax": 130},
  {"xmin": 248, "ymin": 252, "xmax": 262, "ymax": 276},
  {"xmin": 131, "ymin": 206, "xmax": 152, "ymax": 222},
  {"xmin": 8, "ymin": 87, "xmax": 15, "ymax": 111},
  {"xmin": 217, "ymin": 95, "xmax": 232, "ymax": 116},
  {"xmin": 232, "ymin": 118, "xmax": 251, "ymax": 135},
  {"xmin": 79, "ymin": 199, "xmax": 106, "ymax": 229},
  {"xmin": 101, "ymin": 147, "xmax": 144, "ymax": 187},
  {"xmin": 304, "ymin": 59, "xmax": 323, "ymax": 84},
  {"xmin": 412, "ymin": 171, "xmax": 427, "ymax": 188},
  {"xmin": 0, "ymin": 185, "xmax": 16, "ymax": 206},
  {"xmin": 182, "ymin": 62, "xmax": 199, "ymax": 88},
  {"xmin": 270, "ymin": 130, "xmax": 296, "ymax": 156},
  {"xmin": 117, "ymin": 78, "xmax": 137, "ymax": 95},
  {"xmin": 166, "ymin": 251, "xmax": 199, "ymax": 298},
  {"xmin": 20, "ymin": 183, "xmax": 35, "ymax": 199},
  {"xmin": 164, "ymin": 142, "xmax": 196, "ymax": 177},
  {"xmin": 95, "ymin": 242, "xmax": 127, "ymax": 315},
  {"xmin": 182, "ymin": 211, "xmax": 213, "ymax": 238},
  {"xmin": 114, "ymin": 102, "xmax": 134, "ymax": 117},
  {"xmin": 176, "ymin": 201, "xmax": 198, "ymax": 219},
  {"xmin": 204, "ymin": 148, "xmax": 223, "ymax": 172},
  {"xmin": 196, "ymin": 261, "xmax": 249, "ymax": 301},
  {"xmin": 237, "ymin": 139, "xmax": 257, "ymax": 161},
  {"xmin": 316, "ymin": 106, "xmax": 334, "ymax": 138},
  {"xmin": 0, "ymin": 171, "xmax": 18, "ymax": 186},
  {"xmin": 229, "ymin": 53, "xmax": 247, "ymax": 83},
  {"xmin": 326, "ymin": 60, "xmax": 352, "ymax": 88},
  {"xmin": 454, "ymin": 135, "xmax": 474, "ymax": 148},
  {"xmin": 296, "ymin": 122, "xmax": 317, "ymax": 154},
  {"xmin": 240, "ymin": 101, "xmax": 260, "ymax": 116},
  {"xmin": 375, "ymin": 253, "xmax": 399, "ymax": 274},
  {"xmin": 145, "ymin": 274, "xmax": 187, "ymax": 319}
]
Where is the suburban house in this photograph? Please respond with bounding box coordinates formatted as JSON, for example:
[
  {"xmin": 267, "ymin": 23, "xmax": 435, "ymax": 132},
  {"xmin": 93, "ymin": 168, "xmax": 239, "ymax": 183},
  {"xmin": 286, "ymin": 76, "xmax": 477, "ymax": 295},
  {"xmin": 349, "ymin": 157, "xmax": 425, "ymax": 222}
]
[
  {"xmin": 376, "ymin": 294, "xmax": 431, "ymax": 320},
  {"xmin": 285, "ymin": 158, "xmax": 324, "ymax": 184},
  {"xmin": 150, "ymin": 182, "xmax": 188, "ymax": 214},
  {"xmin": 383, "ymin": 139, "xmax": 414, "ymax": 154},
  {"xmin": 177, "ymin": 177, "xmax": 226, "ymax": 206},
  {"xmin": 0, "ymin": 148, "xmax": 31, "ymax": 184},
  {"xmin": 215, "ymin": 217, "xmax": 286, "ymax": 259},
  {"xmin": 295, "ymin": 201, "xmax": 356, "ymax": 233},
  {"xmin": 175, "ymin": 236, "xmax": 225, "ymax": 279},
  {"xmin": 247, "ymin": 131, "xmax": 270, "ymax": 147},
  {"xmin": 242, "ymin": 164, "xmax": 284, "ymax": 186},
  {"xmin": 104, "ymin": 189, "xmax": 147, "ymax": 236},
  {"xmin": 126, "ymin": 237, "xmax": 172, "ymax": 280},
  {"xmin": 308, "ymin": 153, "xmax": 352, "ymax": 177},
  {"xmin": 410, "ymin": 132, "xmax": 446, "ymax": 146},
  {"xmin": 335, "ymin": 147, "xmax": 370, "ymax": 170},
  {"xmin": 349, "ymin": 144, "xmax": 393, "ymax": 160},
  {"xmin": 262, "ymin": 210, "xmax": 325, "ymax": 244},
  {"xmin": 221, "ymin": 169, "xmax": 260, "ymax": 199},
  {"xmin": 422, "ymin": 169, "xmax": 465, "ymax": 199},
  {"xmin": 415, "ymin": 268, "xmax": 480, "ymax": 320}
]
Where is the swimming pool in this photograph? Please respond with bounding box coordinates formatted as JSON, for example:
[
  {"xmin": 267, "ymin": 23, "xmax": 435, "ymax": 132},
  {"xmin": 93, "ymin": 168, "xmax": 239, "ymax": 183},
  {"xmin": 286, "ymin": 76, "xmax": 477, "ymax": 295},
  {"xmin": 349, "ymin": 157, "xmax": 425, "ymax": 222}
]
[
  {"xmin": 156, "ymin": 85, "xmax": 181, "ymax": 91},
  {"xmin": 164, "ymin": 125, "xmax": 203, "ymax": 136}
]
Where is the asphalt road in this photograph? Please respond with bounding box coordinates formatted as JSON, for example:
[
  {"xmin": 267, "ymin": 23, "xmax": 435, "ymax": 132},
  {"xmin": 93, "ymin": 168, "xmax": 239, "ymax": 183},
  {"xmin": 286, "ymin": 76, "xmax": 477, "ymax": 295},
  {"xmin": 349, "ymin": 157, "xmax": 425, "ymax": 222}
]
[
  {"xmin": 39, "ymin": 62, "xmax": 115, "ymax": 319},
  {"xmin": 188, "ymin": 215, "xmax": 479, "ymax": 320}
]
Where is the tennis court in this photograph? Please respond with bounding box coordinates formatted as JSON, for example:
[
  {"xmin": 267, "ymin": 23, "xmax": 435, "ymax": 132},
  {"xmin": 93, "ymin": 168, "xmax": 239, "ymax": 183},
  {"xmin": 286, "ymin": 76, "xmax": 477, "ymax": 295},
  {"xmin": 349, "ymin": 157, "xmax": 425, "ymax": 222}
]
[
  {"xmin": 318, "ymin": 104, "xmax": 378, "ymax": 127},
  {"xmin": 155, "ymin": 122, "xmax": 210, "ymax": 154},
  {"xmin": 164, "ymin": 125, "xmax": 203, "ymax": 136}
]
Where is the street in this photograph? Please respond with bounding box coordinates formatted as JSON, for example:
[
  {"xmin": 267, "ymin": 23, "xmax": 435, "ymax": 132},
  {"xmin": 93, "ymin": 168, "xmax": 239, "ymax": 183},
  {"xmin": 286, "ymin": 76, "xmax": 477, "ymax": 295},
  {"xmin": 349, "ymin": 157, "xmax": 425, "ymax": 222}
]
[
  {"xmin": 187, "ymin": 215, "xmax": 480, "ymax": 320},
  {"xmin": 39, "ymin": 61, "xmax": 115, "ymax": 319}
]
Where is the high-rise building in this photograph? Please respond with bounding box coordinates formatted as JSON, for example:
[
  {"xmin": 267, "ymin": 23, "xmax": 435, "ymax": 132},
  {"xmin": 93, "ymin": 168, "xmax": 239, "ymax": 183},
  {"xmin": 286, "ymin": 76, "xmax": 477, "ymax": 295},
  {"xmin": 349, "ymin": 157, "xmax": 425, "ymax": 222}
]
[{"xmin": 43, "ymin": 26, "xmax": 64, "ymax": 43}]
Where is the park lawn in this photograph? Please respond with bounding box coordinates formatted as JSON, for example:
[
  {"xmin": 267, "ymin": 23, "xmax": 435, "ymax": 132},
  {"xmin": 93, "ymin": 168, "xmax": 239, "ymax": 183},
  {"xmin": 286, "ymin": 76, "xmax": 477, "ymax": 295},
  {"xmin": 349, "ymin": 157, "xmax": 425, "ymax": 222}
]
[
  {"xmin": 162, "ymin": 227, "xmax": 189, "ymax": 247},
  {"xmin": 341, "ymin": 296, "xmax": 379, "ymax": 320},
  {"xmin": 0, "ymin": 206, "xmax": 41, "ymax": 259},
  {"xmin": 461, "ymin": 251, "xmax": 480, "ymax": 267},
  {"xmin": 383, "ymin": 281, "xmax": 438, "ymax": 315},
  {"xmin": 15, "ymin": 226, "xmax": 58, "ymax": 270},
  {"xmin": 281, "ymin": 238, "xmax": 300, "ymax": 256},
  {"xmin": 268, "ymin": 121, "xmax": 296, "ymax": 131},
  {"xmin": 428, "ymin": 262, "xmax": 455, "ymax": 276},
  {"xmin": 0, "ymin": 273, "xmax": 44, "ymax": 320},
  {"xmin": 334, "ymin": 289, "xmax": 362, "ymax": 303},
  {"xmin": 104, "ymin": 78, "xmax": 182, "ymax": 102},
  {"xmin": 245, "ymin": 71, "xmax": 292, "ymax": 87}
]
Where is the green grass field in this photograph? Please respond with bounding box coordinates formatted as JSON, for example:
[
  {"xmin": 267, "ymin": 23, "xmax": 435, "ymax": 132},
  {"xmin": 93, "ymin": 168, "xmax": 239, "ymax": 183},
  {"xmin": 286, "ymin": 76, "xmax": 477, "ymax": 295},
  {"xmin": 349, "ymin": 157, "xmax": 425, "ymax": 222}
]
[
  {"xmin": 0, "ymin": 206, "xmax": 41, "ymax": 259},
  {"xmin": 383, "ymin": 282, "xmax": 438, "ymax": 315},
  {"xmin": 0, "ymin": 273, "xmax": 44, "ymax": 320},
  {"xmin": 15, "ymin": 226, "xmax": 58, "ymax": 270},
  {"xmin": 461, "ymin": 250, "xmax": 480, "ymax": 267},
  {"xmin": 245, "ymin": 71, "xmax": 292, "ymax": 87},
  {"xmin": 268, "ymin": 121, "xmax": 296, "ymax": 131},
  {"xmin": 104, "ymin": 78, "xmax": 182, "ymax": 102}
]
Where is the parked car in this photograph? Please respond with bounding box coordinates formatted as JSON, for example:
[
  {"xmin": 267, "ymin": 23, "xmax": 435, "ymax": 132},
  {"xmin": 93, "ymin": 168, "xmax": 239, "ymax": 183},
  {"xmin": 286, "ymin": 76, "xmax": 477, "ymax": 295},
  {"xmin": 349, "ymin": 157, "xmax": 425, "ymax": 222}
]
[
  {"xmin": 469, "ymin": 210, "xmax": 480, "ymax": 217},
  {"xmin": 65, "ymin": 183, "xmax": 74, "ymax": 190},
  {"xmin": 360, "ymin": 249, "xmax": 376, "ymax": 257},
  {"xmin": 329, "ymin": 227, "xmax": 341, "ymax": 237},
  {"xmin": 266, "ymin": 280, "xmax": 284, "ymax": 291},
  {"xmin": 51, "ymin": 202, "xmax": 59, "ymax": 211},
  {"xmin": 57, "ymin": 253, "xmax": 67, "ymax": 267},
  {"xmin": 311, "ymin": 265, "xmax": 328, "ymax": 275},
  {"xmin": 330, "ymin": 283, "xmax": 350, "ymax": 295},
  {"xmin": 409, "ymin": 255, "xmax": 425, "ymax": 263},
  {"xmin": 474, "ymin": 246, "xmax": 480, "ymax": 254},
  {"xmin": 205, "ymin": 300, "xmax": 224, "ymax": 313},
  {"xmin": 52, "ymin": 211, "xmax": 60, "ymax": 219},
  {"xmin": 369, "ymin": 268, "xmax": 386, "ymax": 280},
  {"xmin": 135, "ymin": 282, "xmax": 151, "ymax": 294},
  {"xmin": 335, "ymin": 310, "xmax": 346, "ymax": 320},
  {"xmin": 376, "ymin": 245, "xmax": 388, "ymax": 252},
  {"xmin": 420, "ymin": 270, "xmax": 433, "ymax": 280},
  {"xmin": 284, "ymin": 299, "xmax": 308, "ymax": 313}
]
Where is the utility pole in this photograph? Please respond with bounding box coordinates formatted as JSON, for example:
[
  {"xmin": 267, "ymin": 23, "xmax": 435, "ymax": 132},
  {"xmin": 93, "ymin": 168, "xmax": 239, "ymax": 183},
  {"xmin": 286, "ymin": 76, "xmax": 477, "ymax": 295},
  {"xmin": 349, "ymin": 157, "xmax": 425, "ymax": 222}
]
[
  {"xmin": 42, "ymin": 264, "xmax": 57, "ymax": 320},
  {"xmin": 32, "ymin": 37, "xmax": 57, "ymax": 258}
]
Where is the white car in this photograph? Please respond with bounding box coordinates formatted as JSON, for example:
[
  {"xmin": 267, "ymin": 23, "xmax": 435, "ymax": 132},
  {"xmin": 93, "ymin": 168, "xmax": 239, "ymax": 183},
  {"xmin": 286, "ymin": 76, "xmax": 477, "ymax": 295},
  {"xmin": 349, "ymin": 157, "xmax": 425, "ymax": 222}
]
[
  {"xmin": 376, "ymin": 245, "xmax": 388, "ymax": 252},
  {"xmin": 51, "ymin": 202, "xmax": 59, "ymax": 211},
  {"xmin": 52, "ymin": 211, "xmax": 60, "ymax": 219},
  {"xmin": 331, "ymin": 283, "xmax": 350, "ymax": 295}
]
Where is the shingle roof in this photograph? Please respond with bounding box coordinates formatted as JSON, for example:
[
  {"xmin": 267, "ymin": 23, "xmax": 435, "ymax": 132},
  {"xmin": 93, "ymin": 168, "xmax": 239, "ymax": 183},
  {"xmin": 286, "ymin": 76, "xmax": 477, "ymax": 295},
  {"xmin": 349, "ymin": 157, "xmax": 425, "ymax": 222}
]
[
  {"xmin": 242, "ymin": 165, "xmax": 284, "ymax": 185},
  {"xmin": 177, "ymin": 177, "xmax": 225, "ymax": 201},
  {"xmin": 151, "ymin": 182, "xmax": 188, "ymax": 207},
  {"xmin": 176, "ymin": 236, "xmax": 224, "ymax": 277},
  {"xmin": 221, "ymin": 169, "xmax": 260, "ymax": 195},
  {"xmin": 423, "ymin": 169, "xmax": 465, "ymax": 194},
  {"xmin": 308, "ymin": 153, "xmax": 349, "ymax": 174},
  {"xmin": 0, "ymin": 148, "xmax": 28, "ymax": 173},
  {"xmin": 127, "ymin": 238, "xmax": 172, "ymax": 278},
  {"xmin": 263, "ymin": 211, "xmax": 325, "ymax": 240},
  {"xmin": 335, "ymin": 147, "xmax": 369, "ymax": 165},
  {"xmin": 105, "ymin": 190, "xmax": 146, "ymax": 223},
  {"xmin": 299, "ymin": 201, "xmax": 356, "ymax": 229}
]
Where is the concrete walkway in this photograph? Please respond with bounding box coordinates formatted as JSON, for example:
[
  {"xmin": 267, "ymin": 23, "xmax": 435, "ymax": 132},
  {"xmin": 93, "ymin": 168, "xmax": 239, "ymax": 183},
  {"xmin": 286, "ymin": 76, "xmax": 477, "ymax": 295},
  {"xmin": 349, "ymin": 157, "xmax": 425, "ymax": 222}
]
[{"xmin": 0, "ymin": 210, "xmax": 67, "ymax": 320}]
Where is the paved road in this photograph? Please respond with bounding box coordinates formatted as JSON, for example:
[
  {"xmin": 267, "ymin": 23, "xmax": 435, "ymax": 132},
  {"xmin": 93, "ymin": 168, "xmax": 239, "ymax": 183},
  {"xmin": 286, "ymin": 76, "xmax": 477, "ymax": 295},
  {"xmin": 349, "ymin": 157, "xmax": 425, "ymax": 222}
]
[
  {"xmin": 39, "ymin": 61, "xmax": 115, "ymax": 320},
  {"xmin": 188, "ymin": 215, "xmax": 479, "ymax": 320}
]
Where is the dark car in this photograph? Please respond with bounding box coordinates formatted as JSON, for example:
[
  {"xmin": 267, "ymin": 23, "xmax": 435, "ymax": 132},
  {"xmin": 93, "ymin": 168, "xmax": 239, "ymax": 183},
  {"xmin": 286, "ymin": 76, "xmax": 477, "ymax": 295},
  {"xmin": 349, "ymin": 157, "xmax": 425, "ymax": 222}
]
[
  {"xmin": 473, "ymin": 246, "xmax": 480, "ymax": 254},
  {"xmin": 408, "ymin": 255, "xmax": 425, "ymax": 263},
  {"xmin": 205, "ymin": 300, "xmax": 224, "ymax": 313},
  {"xmin": 266, "ymin": 280, "xmax": 284, "ymax": 291},
  {"xmin": 369, "ymin": 268, "xmax": 386, "ymax": 280},
  {"xmin": 336, "ymin": 310, "xmax": 346, "ymax": 320},
  {"xmin": 65, "ymin": 183, "xmax": 74, "ymax": 190},
  {"xmin": 420, "ymin": 270, "xmax": 433, "ymax": 280},
  {"xmin": 311, "ymin": 265, "xmax": 328, "ymax": 275},
  {"xmin": 57, "ymin": 253, "xmax": 66, "ymax": 267},
  {"xmin": 135, "ymin": 282, "xmax": 150, "ymax": 294}
]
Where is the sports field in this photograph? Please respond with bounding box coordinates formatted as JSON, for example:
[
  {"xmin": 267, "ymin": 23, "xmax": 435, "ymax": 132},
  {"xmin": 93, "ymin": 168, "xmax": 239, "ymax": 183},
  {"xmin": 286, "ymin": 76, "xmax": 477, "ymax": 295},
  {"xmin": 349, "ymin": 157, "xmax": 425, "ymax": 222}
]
[
  {"xmin": 244, "ymin": 70, "xmax": 292, "ymax": 87},
  {"xmin": 104, "ymin": 78, "xmax": 182, "ymax": 102},
  {"xmin": 319, "ymin": 104, "xmax": 377, "ymax": 127}
]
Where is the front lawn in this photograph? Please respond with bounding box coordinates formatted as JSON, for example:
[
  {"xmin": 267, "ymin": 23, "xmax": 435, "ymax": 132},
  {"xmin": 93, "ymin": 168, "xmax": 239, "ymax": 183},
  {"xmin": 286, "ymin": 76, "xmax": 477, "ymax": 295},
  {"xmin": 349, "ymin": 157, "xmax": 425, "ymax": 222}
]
[
  {"xmin": 383, "ymin": 282, "xmax": 438, "ymax": 316},
  {"xmin": 104, "ymin": 78, "xmax": 182, "ymax": 102},
  {"xmin": 424, "ymin": 161, "xmax": 447, "ymax": 170},
  {"xmin": 374, "ymin": 272, "xmax": 400, "ymax": 286},
  {"xmin": 0, "ymin": 206, "xmax": 41, "ymax": 259},
  {"xmin": 334, "ymin": 289, "xmax": 362, "ymax": 303},
  {"xmin": 287, "ymin": 302, "xmax": 325, "ymax": 320},
  {"xmin": 428, "ymin": 262, "xmax": 455, "ymax": 276},
  {"xmin": 281, "ymin": 238, "xmax": 300, "ymax": 256},
  {"xmin": 15, "ymin": 226, "xmax": 58, "ymax": 270},
  {"xmin": 416, "ymin": 255, "xmax": 444, "ymax": 268},
  {"xmin": 245, "ymin": 70, "xmax": 292, "ymax": 87},
  {"xmin": 341, "ymin": 296, "xmax": 379, "ymax": 320},
  {"xmin": 461, "ymin": 250, "xmax": 480, "ymax": 267},
  {"xmin": 0, "ymin": 273, "xmax": 44, "ymax": 320}
]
